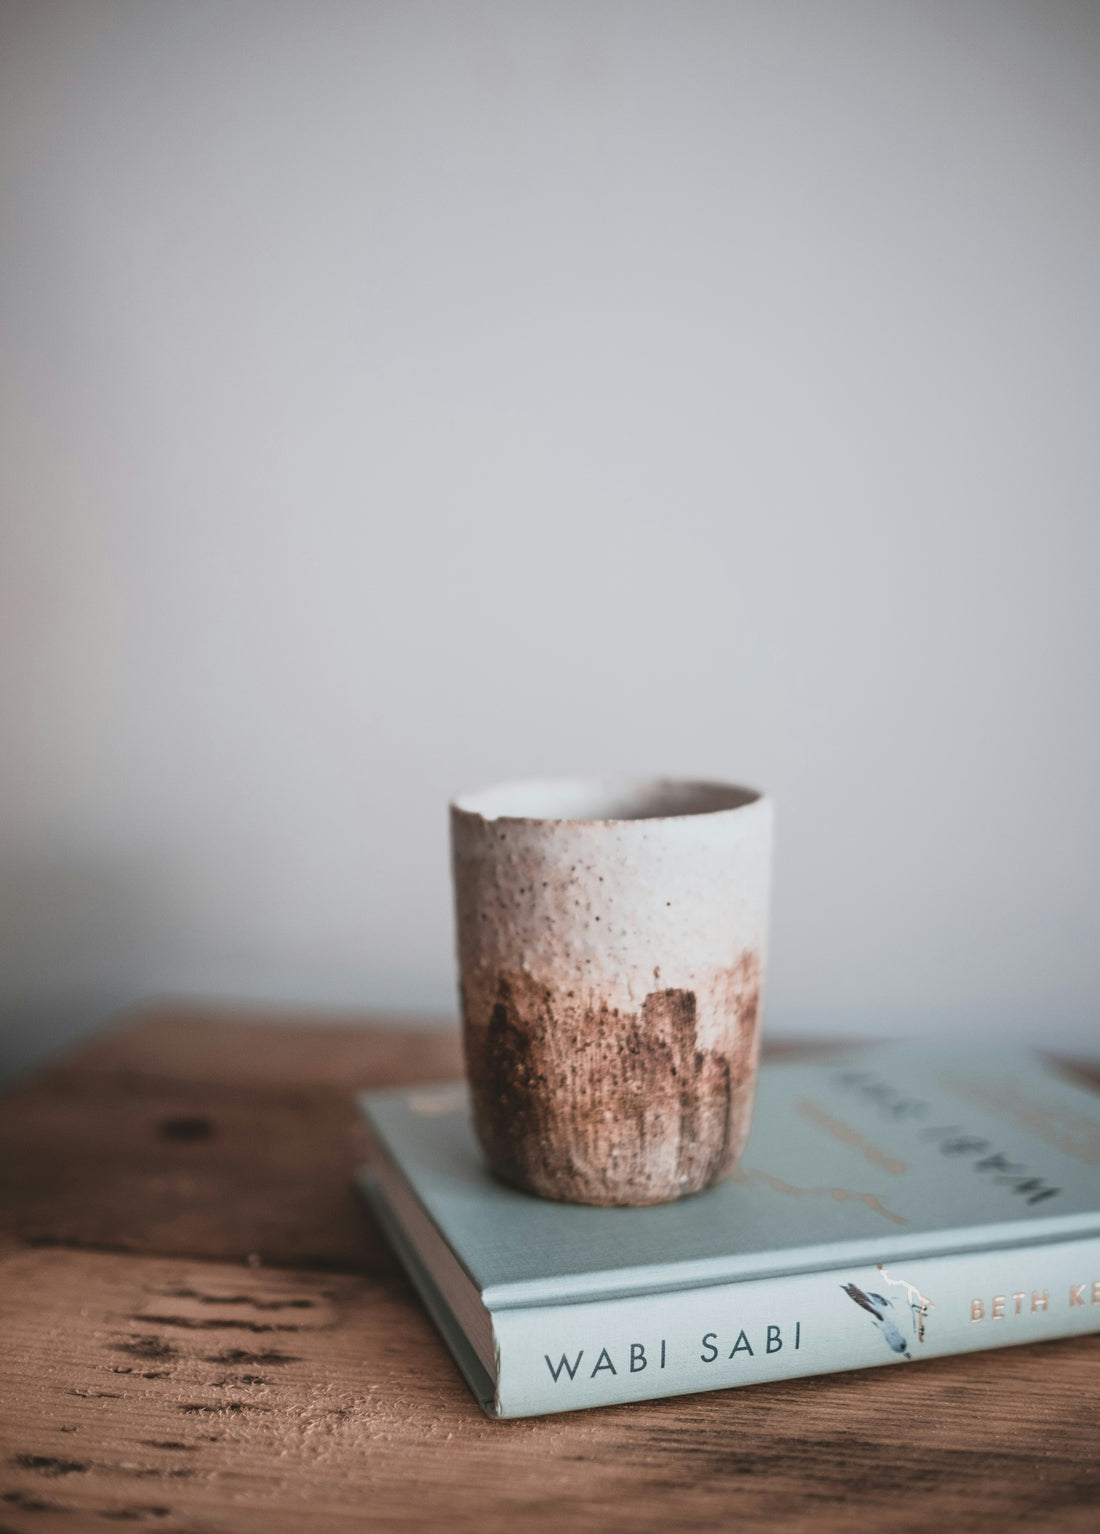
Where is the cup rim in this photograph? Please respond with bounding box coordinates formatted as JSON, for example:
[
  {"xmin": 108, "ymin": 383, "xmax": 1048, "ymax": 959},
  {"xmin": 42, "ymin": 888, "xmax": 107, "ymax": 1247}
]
[{"xmin": 450, "ymin": 775, "xmax": 766, "ymax": 825}]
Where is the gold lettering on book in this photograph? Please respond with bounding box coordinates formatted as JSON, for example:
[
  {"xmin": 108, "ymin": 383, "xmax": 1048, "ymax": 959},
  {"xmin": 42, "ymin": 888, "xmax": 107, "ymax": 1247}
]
[
  {"xmin": 796, "ymin": 1099, "xmax": 907, "ymax": 1173},
  {"xmin": 976, "ymin": 1289, "xmax": 1072, "ymax": 1321},
  {"xmin": 406, "ymin": 1087, "xmax": 466, "ymax": 1117},
  {"xmin": 936, "ymin": 1071, "xmax": 1100, "ymax": 1166},
  {"xmin": 731, "ymin": 1167, "xmax": 907, "ymax": 1225},
  {"xmin": 1093, "ymin": 1280, "xmax": 1100, "ymax": 1304}
]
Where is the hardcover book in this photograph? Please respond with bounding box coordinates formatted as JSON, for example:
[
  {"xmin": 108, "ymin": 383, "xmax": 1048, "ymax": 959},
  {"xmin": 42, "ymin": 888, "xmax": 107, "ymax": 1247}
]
[{"xmin": 356, "ymin": 1044, "xmax": 1100, "ymax": 1418}]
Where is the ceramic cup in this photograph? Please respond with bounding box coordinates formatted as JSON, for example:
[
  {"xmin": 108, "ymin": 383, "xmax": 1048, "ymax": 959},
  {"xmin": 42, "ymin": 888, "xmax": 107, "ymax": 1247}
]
[{"xmin": 450, "ymin": 777, "xmax": 772, "ymax": 1206}]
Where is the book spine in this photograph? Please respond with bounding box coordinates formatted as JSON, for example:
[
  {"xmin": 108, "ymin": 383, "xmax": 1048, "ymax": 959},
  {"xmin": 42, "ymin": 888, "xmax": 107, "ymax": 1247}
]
[{"xmin": 489, "ymin": 1234, "xmax": 1100, "ymax": 1418}]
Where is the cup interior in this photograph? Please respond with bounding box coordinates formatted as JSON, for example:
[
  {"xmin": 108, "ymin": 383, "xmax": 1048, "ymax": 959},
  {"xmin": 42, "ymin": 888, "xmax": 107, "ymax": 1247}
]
[{"xmin": 452, "ymin": 776, "xmax": 761, "ymax": 823}]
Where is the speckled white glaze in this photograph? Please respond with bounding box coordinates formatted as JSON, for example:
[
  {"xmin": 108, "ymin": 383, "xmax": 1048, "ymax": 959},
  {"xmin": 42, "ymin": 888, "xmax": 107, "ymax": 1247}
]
[{"xmin": 451, "ymin": 777, "xmax": 772, "ymax": 1206}]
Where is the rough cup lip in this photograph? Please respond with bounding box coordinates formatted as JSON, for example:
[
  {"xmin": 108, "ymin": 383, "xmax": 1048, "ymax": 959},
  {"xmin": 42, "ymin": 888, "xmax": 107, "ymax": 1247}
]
[{"xmin": 451, "ymin": 775, "xmax": 766, "ymax": 825}]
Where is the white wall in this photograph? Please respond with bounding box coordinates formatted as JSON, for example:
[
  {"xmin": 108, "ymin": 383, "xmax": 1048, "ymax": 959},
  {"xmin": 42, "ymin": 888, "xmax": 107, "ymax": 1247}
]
[{"xmin": 2, "ymin": 0, "xmax": 1098, "ymax": 1073}]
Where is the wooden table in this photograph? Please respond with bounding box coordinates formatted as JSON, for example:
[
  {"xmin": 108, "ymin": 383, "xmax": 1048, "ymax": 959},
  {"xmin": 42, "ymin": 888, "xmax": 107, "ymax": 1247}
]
[{"xmin": 0, "ymin": 1007, "xmax": 1097, "ymax": 1533}]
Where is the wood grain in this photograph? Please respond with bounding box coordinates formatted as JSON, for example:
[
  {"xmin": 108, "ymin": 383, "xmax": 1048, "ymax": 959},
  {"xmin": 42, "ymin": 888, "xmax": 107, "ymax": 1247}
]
[
  {"xmin": 0, "ymin": 1007, "xmax": 1097, "ymax": 1533},
  {"xmin": 0, "ymin": 1005, "xmax": 462, "ymax": 1272}
]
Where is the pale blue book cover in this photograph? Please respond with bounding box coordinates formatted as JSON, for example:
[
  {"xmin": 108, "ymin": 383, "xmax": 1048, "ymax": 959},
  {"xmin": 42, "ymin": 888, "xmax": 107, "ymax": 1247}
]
[
  {"xmin": 361, "ymin": 1043, "xmax": 1100, "ymax": 1307},
  {"xmin": 358, "ymin": 1044, "xmax": 1100, "ymax": 1415}
]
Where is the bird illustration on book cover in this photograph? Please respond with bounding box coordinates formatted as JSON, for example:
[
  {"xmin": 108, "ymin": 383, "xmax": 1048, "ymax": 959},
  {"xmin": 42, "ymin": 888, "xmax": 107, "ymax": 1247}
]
[{"xmin": 841, "ymin": 1266, "xmax": 933, "ymax": 1359}]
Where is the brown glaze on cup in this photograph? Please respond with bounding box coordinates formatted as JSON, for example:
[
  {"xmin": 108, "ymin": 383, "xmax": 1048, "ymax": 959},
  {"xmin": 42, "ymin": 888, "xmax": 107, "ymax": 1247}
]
[{"xmin": 451, "ymin": 777, "xmax": 772, "ymax": 1206}]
